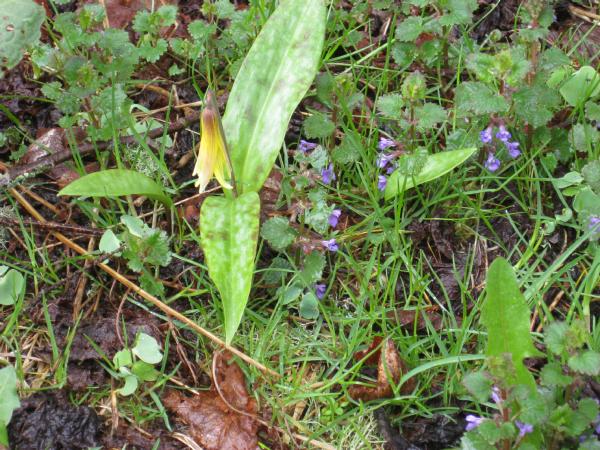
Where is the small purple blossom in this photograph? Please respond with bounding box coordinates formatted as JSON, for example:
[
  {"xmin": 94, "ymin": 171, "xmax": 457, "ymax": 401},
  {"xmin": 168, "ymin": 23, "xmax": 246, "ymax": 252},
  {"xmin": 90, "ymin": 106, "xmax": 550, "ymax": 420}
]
[
  {"xmin": 589, "ymin": 216, "xmax": 600, "ymax": 232},
  {"xmin": 328, "ymin": 209, "xmax": 341, "ymax": 228},
  {"xmin": 506, "ymin": 141, "xmax": 521, "ymax": 158},
  {"xmin": 315, "ymin": 283, "xmax": 326, "ymax": 299},
  {"xmin": 491, "ymin": 387, "xmax": 502, "ymax": 405},
  {"xmin": 386, "ymin": 165, "xmax": 395, "ymax": 175},
  {"xmin": 378, "ymin": 175, "xmax": 387, "ymax": 192},
  {"xmin": 594, "ymin": 413, "xmax": 600, "ymax": 435},
  {"xmin": 378, "ymin": 136, "xmax": 396, "ymax": 151},
  {"xmin": 298, "ymin": 140, "xmax": 318, "ymax": 153},
  {"xmin": 515, "ymin": 421, "xmax": 534, "ymax": 438},
  {"xmin": 322, "ymin": 239, "xmax": 338, "ymax": 252},
  {"xmin": 377, "ymin": 153, "xmax": 393, "ymax": 169},
  {"xmin": 465, "ymin": 415, "xmax": 484, "ymax": 431},
  {"xmin": 321, "ymin": 164, "xmax": 336, "ymax": 185},
  {"xmin": 480, "ymin": 127, "xmax": 493, "ymax": 144},
  {"xmin": 484, "ymin": 153, "xmax": 501, "ymax": 172},
  {"xmin": 496, "ymin": 125, "xmax": 512, "ymax": 143}
]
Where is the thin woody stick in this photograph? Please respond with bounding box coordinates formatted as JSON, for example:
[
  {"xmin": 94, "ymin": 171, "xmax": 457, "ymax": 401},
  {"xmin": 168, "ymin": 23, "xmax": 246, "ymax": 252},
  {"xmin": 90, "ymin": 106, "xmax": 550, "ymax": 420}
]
[{"xmin": 9, "ymin": 187, "xmax": 280, "ymax": 379}]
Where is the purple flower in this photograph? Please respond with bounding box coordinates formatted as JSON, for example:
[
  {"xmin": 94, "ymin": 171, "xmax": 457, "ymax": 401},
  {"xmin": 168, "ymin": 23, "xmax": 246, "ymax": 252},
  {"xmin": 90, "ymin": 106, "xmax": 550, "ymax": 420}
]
[
  {"xmin": 328, "ymin": 209, "xmax": 341, "ymax": 228},
  {"xmin": 480, "ymin": 127, "xmax": 493, "ymax": 144},
  {"xmin": 322, "ymin": 239, "xmax": 338, "ymax": 252},
  {"xmin": 321, "ymin": 164, "xmax": 336, "ymax": 185},
  {"xmin": 515, "ymin": 421, "xmax": 533, "ymax": 438},
  {"xmin": 378, "ymin": 175, "xmax": 387, "ymax": 192},
  {"xmin": 298, "ymin": 140, "xmax": 318, "ymax": 153},
  {"xmin": 484, "ymin": 153, "xmax": 501, "ymax": 172},
  {"xmin": 491, "ymin": 387, "xmax": 502, "ymax": 405},
  {"xmin": 386, "ymin": 165, "xmax": 395, "ymax": 175},
  {"xmin": 594, "ymin": 413, "xmax": 600, "ymax": 434},
  {"xmin": 378, "ymin": 137, "xmax": 396, "ymax": 151},
  {"xmin": 496, "ymin": 125, "xmax": 511, "ymax": 143},
  {"xmin": 377, "ymin": 153, "xmax": 393, "ymax": 169},
  {"xmin": 465, "ymin": 415, "xmax": 484, "ymax": 431},
  {"xmin": 589, "ymin": 216, "xmax": 600, "ymax": 232},
  {"xmin": 315, "ymin": 284, "xmax": 326, "ymax": 299},
  {"xmin": 506, "ymin": 141, "xmax": 521, "ymax": 158}
]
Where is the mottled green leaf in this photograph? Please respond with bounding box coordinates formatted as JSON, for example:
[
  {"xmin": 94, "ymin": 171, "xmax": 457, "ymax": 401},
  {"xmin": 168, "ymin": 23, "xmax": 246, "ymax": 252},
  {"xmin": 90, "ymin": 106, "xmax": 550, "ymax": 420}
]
[
  {"xmin": 261, "ymin": 217, "xmax": 297, "ymax": 251},
  {"xmin": 222, "ymin": 0, "xmax": 326, "ymax": 194},
  {"xmin": 200, "ymin": 192, "xmax": 260, "ymax": 343},
  {"xmin": 385, "ymin": 148, "xmax": 475, "ymax": 199},
  {"xmin": 59, "ymin": 169, "xmax": 172, "ymax": 209},
  {"xmin": 481, "ymin": 258, "xmax": 539, "ymax": 388}
]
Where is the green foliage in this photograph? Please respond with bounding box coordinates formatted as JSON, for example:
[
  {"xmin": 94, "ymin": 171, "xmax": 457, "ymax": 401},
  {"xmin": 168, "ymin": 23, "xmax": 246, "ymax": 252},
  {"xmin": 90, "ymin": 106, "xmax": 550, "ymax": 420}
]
[
  {"xmin": 222, "ymin": 0, "xmax": 326, "ymax": 194},
  {"xmin": 112, "ymin": 332, "xmax": 162, "ymax": 396},
  {"xmin": 261, "ymin": 217, "xmax": 298, "ymax": 251},
  {"xmin": 559, "ymin": 66, "xmax": 600, "ymax": 107},
  {"xmin": 385, "ymin": 148, "xmax": 475, "ymax": 199},
  {"xmin": 481, "ymin": 258, "xmax": 538, "ymax": 388},
  {"xmin": 59, "ymin": 169, "xmax": 172, "ymax": 209},
  {"xmin": 299, "ymin": 292, "xmax": 320, "ymax": 319},
  {"xmin": 0, "ymin": 365, "xmax": 20, "ymax": 446},
  {"xmin": 200, "ymin": 192, "xmax": 260, "ymax": 344},
  {"xmin": 376, "ymin": 93, "xmax": 404, "ymax": 118},
  {"xmin": 0, "ymin": 0, "xmax": 45, "ymax": 76},
  {"xmin": 455, "ymin": 82, "xmax": 509, "ymax": 115},
  {"xmin": 303, "ymin": 112, "xmax": 336, "ymax": 139},
  {"xmin": 0, "ymin": 266, "xmax": 25, "ymax": 306},
  {"xmin": 299, "ymin": 251, "xmax": 326, "ymax": 287}
]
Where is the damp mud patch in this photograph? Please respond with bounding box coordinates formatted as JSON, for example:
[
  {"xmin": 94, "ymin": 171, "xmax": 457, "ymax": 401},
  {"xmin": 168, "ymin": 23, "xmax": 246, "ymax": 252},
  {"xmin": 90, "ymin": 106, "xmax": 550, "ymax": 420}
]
[{"xmin": 8, "ymin": 391, "xmax": 100, "ymax": 450}]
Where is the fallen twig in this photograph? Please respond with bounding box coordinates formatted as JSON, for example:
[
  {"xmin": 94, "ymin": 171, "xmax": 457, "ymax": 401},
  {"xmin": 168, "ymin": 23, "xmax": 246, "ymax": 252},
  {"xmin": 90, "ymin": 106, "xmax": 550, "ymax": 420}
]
[
  {"xmin": 9, "ymin": 187, "xmax": 280, "ymax": 379},
  {"xmin": 1, "ymin": 110, "xmax": 201, "ymax": 187}
]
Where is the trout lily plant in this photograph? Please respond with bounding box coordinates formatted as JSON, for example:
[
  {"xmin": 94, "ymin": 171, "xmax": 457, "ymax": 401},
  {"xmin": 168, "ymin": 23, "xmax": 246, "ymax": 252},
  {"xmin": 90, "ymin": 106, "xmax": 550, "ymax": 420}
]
[{"xmin": 197, "ymin": 0, "xmax": 325, "ymax": 343}]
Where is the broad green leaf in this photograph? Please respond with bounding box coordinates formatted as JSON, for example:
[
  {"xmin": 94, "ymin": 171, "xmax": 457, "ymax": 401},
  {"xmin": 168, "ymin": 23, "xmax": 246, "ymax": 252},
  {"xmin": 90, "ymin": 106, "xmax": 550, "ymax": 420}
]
[
  {"xmin": 200, "ymin": 192, "xmax": 260, "ymax": 344},
  {"xmin": 59, "ymin": 169, "xmax": 172, "ymax": 209},
  {"xmin": 131, "ymin": 361, "xmax": 160, "ymax": 381},
  {"xmin": 132, "ymin": 333, "xmax": 163, "ymax": 365},
  {"xmin": 260, "ymin": 216, "xmax": 297, "ymax": 251},
  {"xmin": 0, "ymin": 365, "xmax": 20, "ymax": 443},
  {"xmin": 99, "ymin": 230, "xmax": 121, "ymax": 254},
  {"xmin": 559, "ymin": 66, "xmax": 600, "ymax": 107},
  {"xmin": 0, "ymin": 0, "xmax": 45, "ymax": 76},
  {"xmin": 113, "ymin": 349, "xmax": 133, "ymax": 369},
  {"xmin": 299, "ymin": 292, "xmax": 320, "ymax": 319},
  {"xmin": 0, "ymin": 267, "xmax": 25, "ymax": 306},
  {"xmin": 118, "ymin": 374, "xmax": 138, "ymax": 396},
  {"xmin": 384, "ymin": 148, "xmax": 475, "ymax": 199},
  {"xmin": 481, "ymin": 258, "xmax": 540, "ymax": 388},
  {"xmin": 222, "ymin": 0, "xmax": 326, "ymax": 194}
]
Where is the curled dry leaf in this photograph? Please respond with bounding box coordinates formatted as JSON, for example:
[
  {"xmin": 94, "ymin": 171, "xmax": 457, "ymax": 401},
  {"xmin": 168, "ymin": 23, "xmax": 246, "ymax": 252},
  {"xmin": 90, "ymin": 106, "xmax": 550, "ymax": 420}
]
[
  {"xmin": 349, "ymin": 338, "xmax": 414, "ymax": 402},
  {"xmin": 163, "ymin": 355, "xmax": 259, "ymax": 450}
]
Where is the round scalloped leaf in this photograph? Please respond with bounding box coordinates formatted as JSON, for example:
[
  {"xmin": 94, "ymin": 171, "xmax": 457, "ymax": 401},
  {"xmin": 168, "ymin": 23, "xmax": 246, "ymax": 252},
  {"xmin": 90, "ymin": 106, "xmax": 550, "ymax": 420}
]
[{"xmin": 0, "ymin": 0, "xmax": 45, "ymax": 76}]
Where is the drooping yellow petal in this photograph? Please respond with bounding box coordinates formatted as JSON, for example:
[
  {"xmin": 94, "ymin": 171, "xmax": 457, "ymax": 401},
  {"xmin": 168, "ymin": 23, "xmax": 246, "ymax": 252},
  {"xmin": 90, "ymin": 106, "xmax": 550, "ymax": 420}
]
[{"xmin": 193, "ymin": 92, "xmax": 232, "ymax": 193}]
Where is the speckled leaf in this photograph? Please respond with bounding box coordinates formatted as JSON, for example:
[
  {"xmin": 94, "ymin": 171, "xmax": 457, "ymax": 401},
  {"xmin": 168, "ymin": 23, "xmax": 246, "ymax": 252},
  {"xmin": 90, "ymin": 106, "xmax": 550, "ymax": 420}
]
[
  {"xmin": 200, "ymin": 192, "xmax": 260, "ymax": 344},
  {"xmin": 222, "ymin": 0, "xmax": 326, "ymax": 194}
]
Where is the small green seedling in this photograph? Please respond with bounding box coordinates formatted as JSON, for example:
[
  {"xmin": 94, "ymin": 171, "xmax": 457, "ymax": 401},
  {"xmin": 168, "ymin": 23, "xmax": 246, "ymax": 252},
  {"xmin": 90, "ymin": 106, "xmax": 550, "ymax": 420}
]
[{"xmin": 112, "ymin": 332, "xmax": 163, "ymax": 396}]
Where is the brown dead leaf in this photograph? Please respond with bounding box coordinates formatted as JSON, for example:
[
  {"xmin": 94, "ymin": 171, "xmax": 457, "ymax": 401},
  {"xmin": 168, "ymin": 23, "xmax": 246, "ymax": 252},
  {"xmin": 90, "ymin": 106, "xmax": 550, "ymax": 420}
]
[
  {"xmin": 163, "ymin": 355, "xmax": 259, "ymax": 450},
  {"xmin": 348, "ymin": 338, "xmax": 414, "ymax": 402},
  {"xmin": 387, "ymin": 308, "xmax": 443, "ymax": 332}
]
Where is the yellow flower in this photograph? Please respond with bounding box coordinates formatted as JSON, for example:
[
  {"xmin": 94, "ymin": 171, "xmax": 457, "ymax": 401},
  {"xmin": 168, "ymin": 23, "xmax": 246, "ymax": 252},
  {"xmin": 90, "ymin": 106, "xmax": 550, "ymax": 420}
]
[{"xmin": 193, "ymin": 91, "xmax": 233, "ymax": 193}]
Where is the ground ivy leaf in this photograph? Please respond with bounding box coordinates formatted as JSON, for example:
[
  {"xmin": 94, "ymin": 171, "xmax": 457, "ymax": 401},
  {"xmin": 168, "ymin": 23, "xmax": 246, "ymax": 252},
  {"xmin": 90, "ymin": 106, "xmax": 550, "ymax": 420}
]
[
  {"xmin": 260, "ymin": 217, "xmax": 297, "ymax": 251},
  {"xmin": 200, "ymin": 192, "xmax": 260, "ymax": 344},
  {"xmin": 455, "ymin": 81, "xmax": 509, "ymax": 115},
  {"xmin": 99, "ymin": 229, "xmax": 121, "ymax": 254},
  {"xmin": 332, "ymin": 131, "xmax": 361, "ymax": 164},
  {"xmin": 300, "ymin": 251, "xmax": 325, "ymax": 287},
  {"xmin": 415, "ymin": 102, "xmax": 446, "ymax": 129},
  {"xmin": 540, "ymin": 362, "xmax": 573, "ymax": 387},
  {"xmin": 299, "ymin": 292, "xmax": 320, "ymax": 319},
  {"xmin": 377, "ymin": 93, "xmax": 404, "ymax": 118},
  {"xmin": 568, "ymin": 350, "xmax": 600, "ymax": 375},
  {"xmin": 395, "ymin": 16, "xmax": 424, "ymax": 42},
  {"xmin": 303, "ymin": 112, "xmax": 335, "ymax": 139},
  {"xmin": 514, "ymin": 81, "xmax": 561, "ymax": 128},
  {"xmin": 481, "ymin": 257, "xmax": 540, "ymax": 388},
  {"xmin": 0, "ymin": 267, "xmax": 25, "ymax": 306}
]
